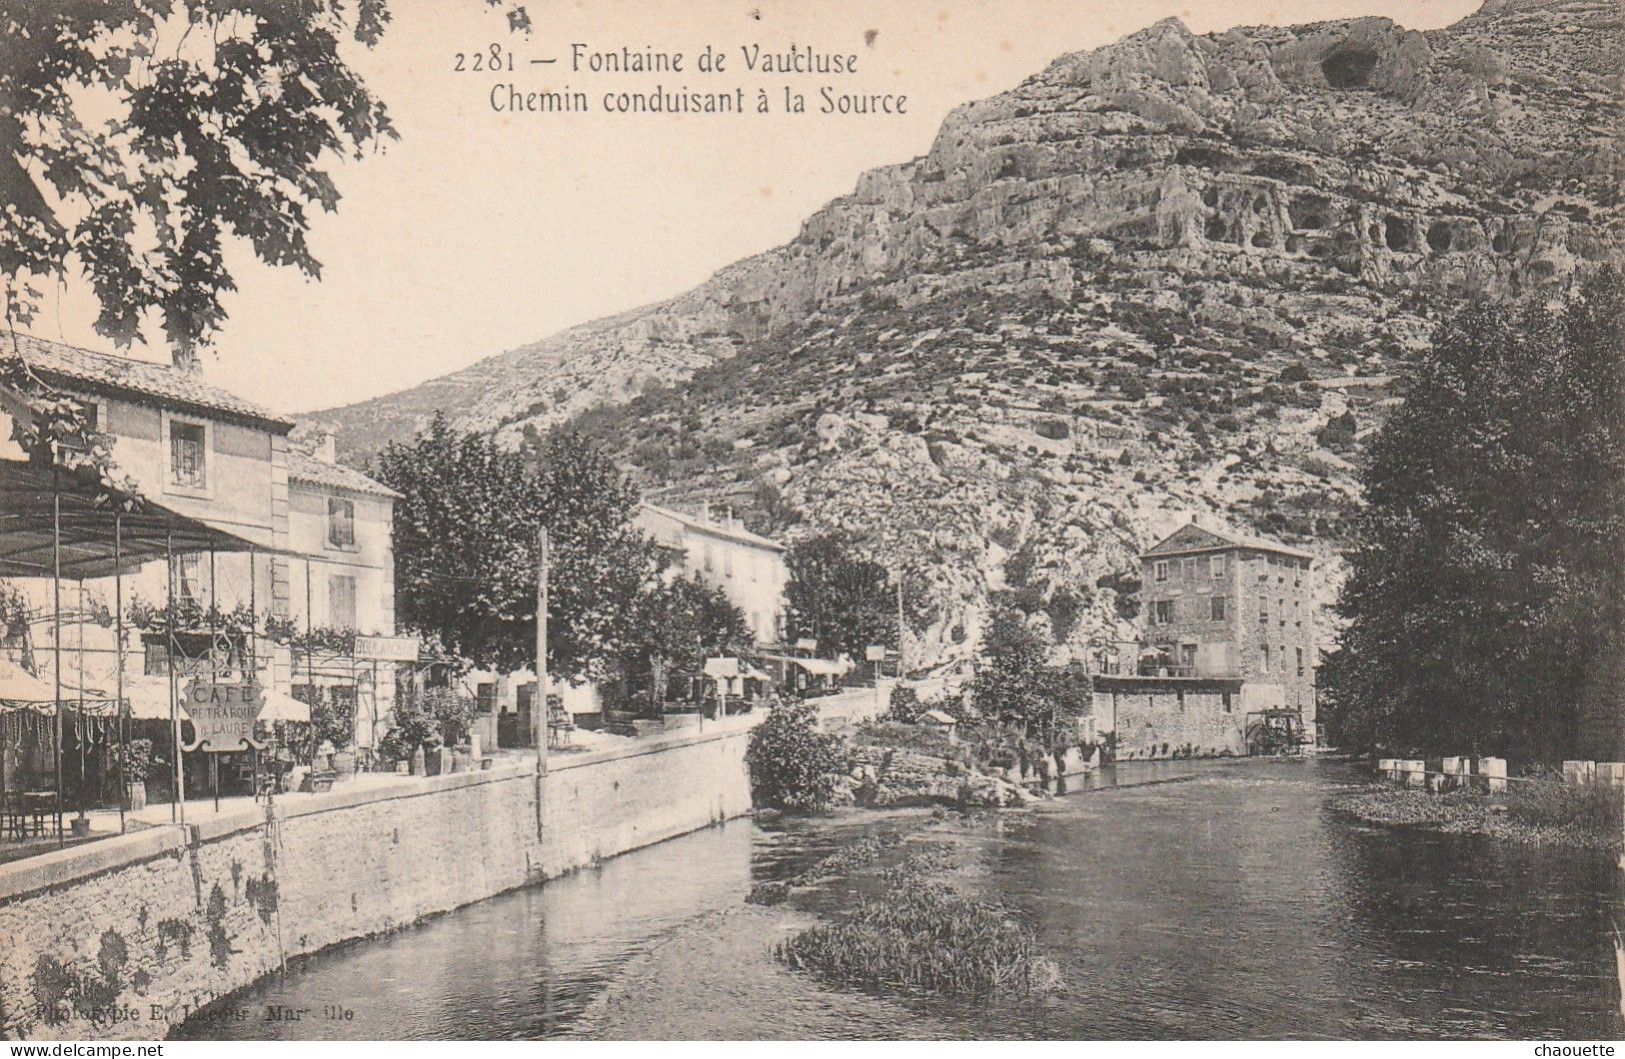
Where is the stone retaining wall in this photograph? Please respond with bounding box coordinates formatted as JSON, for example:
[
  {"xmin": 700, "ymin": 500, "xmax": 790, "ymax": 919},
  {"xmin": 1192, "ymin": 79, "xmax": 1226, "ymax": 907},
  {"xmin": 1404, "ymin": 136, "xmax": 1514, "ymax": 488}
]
[{"xmin": 0, "ymin": 716, "xmax": 759, "ymax": 1041}]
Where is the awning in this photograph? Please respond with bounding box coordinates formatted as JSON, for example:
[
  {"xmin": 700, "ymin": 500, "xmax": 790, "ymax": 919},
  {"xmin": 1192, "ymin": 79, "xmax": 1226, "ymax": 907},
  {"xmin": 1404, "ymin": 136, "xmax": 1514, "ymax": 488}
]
[
  {"xmin": 0, "ymin": 657, "xmax": 119, "ymax": 713},
  {"xmin": 0, "ymin": 656, "xmax": 55, "ymax": 707},
  {"xmin": 0, "ymin": 459, "xmax": 271, "ymax": 580},
  {"xmin": 257, "ymin": 687, "xmax": 310, "ymax": 723},
  {"xmin": 741, "ymin": 665, "xmax": 773, "ymax": 682},
  {"xmin": 123, "ymin": 678, "xmax": 190, "ymax": 722},
  {"xmin": 763, "ymin": 655, "xmax": 852, "ymax": 677}
]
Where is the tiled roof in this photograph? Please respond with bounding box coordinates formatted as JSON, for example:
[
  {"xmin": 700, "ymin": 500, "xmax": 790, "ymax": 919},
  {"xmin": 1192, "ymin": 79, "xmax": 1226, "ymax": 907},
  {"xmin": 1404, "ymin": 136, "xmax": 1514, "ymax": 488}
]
[
  {"xmin": 638, "ymin": 502, "xmax": 785, "ymax": 552},
  {"xmin": 5, "ymin": 334, "xmax": 293, "ymax": 431},
  {"xmin": 1142, "ymin": 522, "xmax": 1315, "ymax": 562},
  {"xmin": 286, "ymin": 450, "xmax": 400, "ymax": 499}
]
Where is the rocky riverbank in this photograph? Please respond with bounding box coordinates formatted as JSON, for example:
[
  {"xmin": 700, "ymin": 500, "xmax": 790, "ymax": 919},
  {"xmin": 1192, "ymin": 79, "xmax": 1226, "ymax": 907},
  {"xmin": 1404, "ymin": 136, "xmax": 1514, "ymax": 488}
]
[{"xmin": 1329, "ymin": 784, "xmax": 1623, "ymax": 852}]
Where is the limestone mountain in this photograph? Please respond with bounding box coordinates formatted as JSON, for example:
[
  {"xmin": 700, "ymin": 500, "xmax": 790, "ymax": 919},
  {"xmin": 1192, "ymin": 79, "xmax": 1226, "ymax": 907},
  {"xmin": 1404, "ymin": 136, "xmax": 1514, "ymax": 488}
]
[{"xmin": 309, "ymin": 0, "xmax": 1622, "ymax": 665}]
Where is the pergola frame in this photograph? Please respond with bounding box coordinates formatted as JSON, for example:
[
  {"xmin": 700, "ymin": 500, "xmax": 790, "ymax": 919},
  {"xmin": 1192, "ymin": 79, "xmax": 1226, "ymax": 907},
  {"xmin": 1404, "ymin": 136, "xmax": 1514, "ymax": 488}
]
[{"xmin": 0, "ymin": 458, "xmax": 267, "ymax": 843}]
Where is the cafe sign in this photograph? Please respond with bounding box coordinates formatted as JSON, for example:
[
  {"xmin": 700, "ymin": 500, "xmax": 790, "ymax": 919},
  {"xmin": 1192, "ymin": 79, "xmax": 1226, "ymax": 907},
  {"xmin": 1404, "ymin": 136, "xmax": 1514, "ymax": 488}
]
[{"xmin": 181, "ymin": 680, "xmax": 267, "ymax": 752}]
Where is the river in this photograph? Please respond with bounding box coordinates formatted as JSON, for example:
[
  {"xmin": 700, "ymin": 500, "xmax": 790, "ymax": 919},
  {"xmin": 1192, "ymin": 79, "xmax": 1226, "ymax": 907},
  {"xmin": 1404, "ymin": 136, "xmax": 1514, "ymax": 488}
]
[{"xmin": 177, "ymin": 759, "xmax": 1623, "ymax": 1040}]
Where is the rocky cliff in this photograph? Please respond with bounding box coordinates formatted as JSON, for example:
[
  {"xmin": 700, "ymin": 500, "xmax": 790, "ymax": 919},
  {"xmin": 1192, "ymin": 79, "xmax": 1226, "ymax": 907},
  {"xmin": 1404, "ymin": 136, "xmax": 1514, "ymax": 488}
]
[{"xmin": 310, "ymin": 0, "xmax": 1622, "ymax": 664}]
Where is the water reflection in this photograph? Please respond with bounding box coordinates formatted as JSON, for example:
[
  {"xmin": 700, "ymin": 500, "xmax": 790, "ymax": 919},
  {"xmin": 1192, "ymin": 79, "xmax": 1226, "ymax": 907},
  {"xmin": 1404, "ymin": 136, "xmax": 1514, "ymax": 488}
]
[{"xmin": 180, "ymin": 760, "xmax": 1622, "ymax": 1040}]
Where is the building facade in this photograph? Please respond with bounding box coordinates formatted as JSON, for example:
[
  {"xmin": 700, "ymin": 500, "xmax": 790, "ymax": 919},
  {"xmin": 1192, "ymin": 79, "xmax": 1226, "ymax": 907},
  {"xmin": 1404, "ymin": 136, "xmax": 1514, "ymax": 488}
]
[
  {"xmin": 1096, "ymin": 522, "xmax": 1317, "ymax": 758},
  {"xmin": 0, "ymin": 337, "xmax": 399, "ymax": 749},
  {"xmin": 634, "ymin": 502, "xmax": 789, "ymax": 648}
]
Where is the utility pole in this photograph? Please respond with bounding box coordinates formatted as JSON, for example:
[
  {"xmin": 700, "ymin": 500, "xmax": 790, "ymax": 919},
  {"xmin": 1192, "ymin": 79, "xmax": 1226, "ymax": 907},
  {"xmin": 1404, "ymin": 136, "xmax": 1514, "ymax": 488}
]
[
  {"xmin": 533, "ymin": 528, "xmax": 549, "ymax": 768},
  {"xmin": 895, "ymin": 571, "xmax": 906, "ymax": 680}
]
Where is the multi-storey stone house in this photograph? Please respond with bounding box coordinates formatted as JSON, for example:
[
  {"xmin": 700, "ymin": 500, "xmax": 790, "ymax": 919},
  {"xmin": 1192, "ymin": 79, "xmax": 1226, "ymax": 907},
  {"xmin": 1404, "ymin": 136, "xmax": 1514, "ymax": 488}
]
[
  {"xmin": 0, "ymin": 337, "xmax": 399, "ymax": 750},
  {"xmin": 1094, "ymin": 522, "xmax": 1317, "ymax": 758}
]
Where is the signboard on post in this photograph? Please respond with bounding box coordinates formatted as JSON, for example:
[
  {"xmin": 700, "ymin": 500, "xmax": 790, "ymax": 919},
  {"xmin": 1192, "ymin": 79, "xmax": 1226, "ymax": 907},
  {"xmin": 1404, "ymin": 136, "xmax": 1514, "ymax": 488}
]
[
  {"xmin": 354, "ymin": 635, "xmax": 421, "ymax": 663},
  {"xmin": 794, "ymin": 638, "xmax": 818, "ymax": 653},
  {"xmin": 703, "ymin": 657, "xmax": 740, "ymax": 679},
  {"xmin": 181, "ymin": 681, "xmax": 267, "ymax": 752},
  {"xmin": 865, "ymin": 645, "xmax": 888, "ymax": 662}
]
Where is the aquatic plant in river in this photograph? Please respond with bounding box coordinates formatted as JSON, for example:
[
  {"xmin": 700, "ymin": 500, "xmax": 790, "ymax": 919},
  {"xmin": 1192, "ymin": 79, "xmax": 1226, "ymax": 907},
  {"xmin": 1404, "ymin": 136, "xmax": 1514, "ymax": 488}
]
[{"xmin": 776, "ymin": 855, "xmax": 1061, "ymax": 999}]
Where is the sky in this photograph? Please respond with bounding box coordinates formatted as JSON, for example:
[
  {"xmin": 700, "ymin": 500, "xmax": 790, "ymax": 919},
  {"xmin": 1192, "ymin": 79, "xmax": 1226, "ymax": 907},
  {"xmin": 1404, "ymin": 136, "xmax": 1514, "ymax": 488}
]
[{"xmin": 30, "ymin": 0, "xmax": 1479, "ymax": 415}]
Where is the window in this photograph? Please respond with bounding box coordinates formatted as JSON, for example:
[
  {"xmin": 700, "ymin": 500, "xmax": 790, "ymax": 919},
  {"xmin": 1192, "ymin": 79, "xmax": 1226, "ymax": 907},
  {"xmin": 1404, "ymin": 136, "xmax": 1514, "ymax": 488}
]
[
  {"xmin": 1222, "ymin": 691, "xmax": 1233, "ymax": 714},
  {"xmin": 1183, "ymin": 558, "xmax": 1197, "ymax": 579},
  {"xmin": 1154, "ymin": 560, "xmax": 1169, "ymax": 583},
  {"xmin": 1279, "ymin": 599, "xmax": 1287, "ymax": 626},
  {"xmin": 1258, "ymin": 597, "xmax": 1268, "ymax": 622},
  {"xmin": 702, "ymin": 544, "xmax": 714, "ymax": 572},
  {"xmin": 476, "ymin": 682, "xmax": 498, "ymax": 715},
  {"xmin": 1260, "ymin": 644, "xmax": 1271, "ymax": 672},
  {"xmin": 1152, "ymin": 600, "xmax": 1173, "ymax": 625},
  {"xmin": 1210, "ymin": 596, "xmax": 1227, "ymax": 621},
  {"xmin": 1211, "ymin": 554, "xmax": 1225, "ymax": 580},
  {"xmin": 1180, "ymin": 644, "xmax": 1197, "ymax": 670},
  {"xmin": 1296, "ymin": 647, "xmax": 1305, "ymax": 677},
  {"xmin": 173, "ymin": 552, "xmax": 202, "ymax": 604},
  {"xmin": 329, "ymin": 574, "xmax": 357, "ymax": 630},
  {"xmin": 169, "ymin": 420, "xmax": 207, "ymax": 488},
  {"xmin": 327, "ymin": 497, "xmax": 356, "ymax": 548}
]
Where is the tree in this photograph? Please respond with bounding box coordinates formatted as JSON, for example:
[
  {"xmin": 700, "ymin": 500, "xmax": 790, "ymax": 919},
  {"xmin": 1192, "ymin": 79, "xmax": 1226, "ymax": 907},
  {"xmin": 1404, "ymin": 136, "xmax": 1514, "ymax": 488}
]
[
  {"xmin": 1321, "ymin": 275, "xmax": 1624, "ymax": 761},
  {"xmin": 621, "ymin": 573, "xmax": 752, "ymax": 709},
  {"xmin": 1, "ymin": 0, "xmax": 527, "ymax": 362},
  {"xmin": 745, "ymin": 700, "xmax": 849, "ymax": 813},
  {"xmin": 968, "ymin": 601, "xmax": 1091, "ymax": 747},
  {"xmin": 783, "ymin": 533, "xmax": 898, "ymax": 660},
  {"xmin": 374, "ymin": 415, "xmax": 657, "ymax": 681},
  {"xmin": 0, "ymin": 0, "xmax": 526, "ymax": 487}
]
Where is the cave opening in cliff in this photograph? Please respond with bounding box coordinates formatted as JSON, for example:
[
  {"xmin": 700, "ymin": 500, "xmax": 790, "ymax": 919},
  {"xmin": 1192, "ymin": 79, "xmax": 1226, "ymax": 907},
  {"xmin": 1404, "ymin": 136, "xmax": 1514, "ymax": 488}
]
[{"xmin": 1321, "ymin": 45, "xmax": 1379, "ymax": 89}]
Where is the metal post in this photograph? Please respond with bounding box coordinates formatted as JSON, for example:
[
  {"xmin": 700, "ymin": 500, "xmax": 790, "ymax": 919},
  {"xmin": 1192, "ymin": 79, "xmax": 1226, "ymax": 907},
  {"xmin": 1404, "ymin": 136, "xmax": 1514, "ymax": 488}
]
[
  {"xmin": 209, "ymin": 544, "xmax": 218, "ymax": 813},
  {"xmin": 51, "ymin": 480, "xmax": 63, "ymax": 845},
  {"xmin": 76, "ymin": 579, "xmax": 85, "ymax": 824},
  {"xmin": 166, "ymin": 530, "xmax": 185, "ymax": 826},
  {"xmin": 895, "ymin": 572, "xmax": 906, "ymax": 679},
  {"xmin": 533, "ymin": 528, "xmax": 548, "ymax": 763},
  {"xmin": 115, "ymin": 514, "xmax": 126, "ymax": 833},
  {"xmin": 533, "ymin": 527, "xmax": 548, "ymax": 843},
  {"xmin": 305, "ymin": 559, "xmax": 314, "ymax": 766}
]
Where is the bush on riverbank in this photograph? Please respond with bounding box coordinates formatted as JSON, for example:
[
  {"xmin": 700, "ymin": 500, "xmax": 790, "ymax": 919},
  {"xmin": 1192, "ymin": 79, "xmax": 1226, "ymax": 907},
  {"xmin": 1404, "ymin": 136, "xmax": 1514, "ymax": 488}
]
[
  {"xmin": 746, "ymin": 700, "xmax": 849, "ymax": 812},
  {"xmin": 777, "ymin": 855, "xmax": 1061, "ymax": 999}
]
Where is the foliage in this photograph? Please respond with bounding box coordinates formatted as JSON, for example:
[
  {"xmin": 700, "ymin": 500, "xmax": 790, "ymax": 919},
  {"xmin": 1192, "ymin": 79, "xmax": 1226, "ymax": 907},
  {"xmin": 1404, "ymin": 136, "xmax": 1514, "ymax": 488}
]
[
  {"xmin": 1504, "ymin": 770, "xmax": 1622, "ymax": 836},
  {"xmin": 375, "ymin": 415, "xmax": 659, "ymax": 680},
  {"xmin": 1321, "ymin": 275, "xmax": 1624, "ymax": 760},
  {"xmin": 115, "ymin": 738, "xmax": 155, "ymax": 783},
  {"xmin": 745, "ymin": 700, "xmax": 849, "ymax": 813},
  {"xmin": 379, "ymin": 685, "xmax": 476, "ymax": 762},
  {"xmin": 128, "ymin": 595, "xmax": 257, "ymax": 638},
  {"xmin": 886, "ymin": 683, "xmax": 923, "ymax": 723},
  {"xmin": 0, "ymin": 0, "xmax": 527, "ymax": 361},
  {"xmin": 777, "ymin": 854, "xmax": 1061, "ymax": 999},
  {"xmin": 297, "ymin": 686, "xmax": 355, "ymax": 751},
  {"xmin": 967, "ymin": 602, "xmax": 1091, "ymax": 746},
  {"xmin": 620, "ymin": 572, "xmax": 751, "ymax": 705},
  {"xmin": 783, "ymin": 532, "xmax": 898, "ymax": 661}
]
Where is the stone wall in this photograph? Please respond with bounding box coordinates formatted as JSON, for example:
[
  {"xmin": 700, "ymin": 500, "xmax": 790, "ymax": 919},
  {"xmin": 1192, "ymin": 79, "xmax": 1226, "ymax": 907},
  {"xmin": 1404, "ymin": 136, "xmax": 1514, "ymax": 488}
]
[
  {"xmin": 0, "ymin": 717, "xmax": 759, "ymax": 1041},
  {"xmin": 1097, "ymin": 681, "xmax": 1248, "ymax": 758}
]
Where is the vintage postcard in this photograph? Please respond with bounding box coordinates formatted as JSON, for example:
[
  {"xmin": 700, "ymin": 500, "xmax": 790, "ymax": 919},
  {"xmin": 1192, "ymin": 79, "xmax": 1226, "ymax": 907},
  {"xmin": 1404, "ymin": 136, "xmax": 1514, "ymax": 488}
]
[{"xmin": 0, "ymin": 0, "xmax": 1619, "ymax": 1045}]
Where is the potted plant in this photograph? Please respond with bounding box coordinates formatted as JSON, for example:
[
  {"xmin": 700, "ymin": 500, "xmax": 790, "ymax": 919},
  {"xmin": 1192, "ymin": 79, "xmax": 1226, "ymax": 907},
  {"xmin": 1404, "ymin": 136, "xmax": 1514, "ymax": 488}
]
[{"xmin": 118, "ymin": 738, "xmax": 154, "ymax": 812}]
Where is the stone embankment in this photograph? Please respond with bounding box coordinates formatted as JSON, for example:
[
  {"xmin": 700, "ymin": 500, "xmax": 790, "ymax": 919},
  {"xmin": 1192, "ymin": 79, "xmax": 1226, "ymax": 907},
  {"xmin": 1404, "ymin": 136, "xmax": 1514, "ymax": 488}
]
[{"xmin": 0, "ymin": 716, "xmax": 758, "ymax": 1041}]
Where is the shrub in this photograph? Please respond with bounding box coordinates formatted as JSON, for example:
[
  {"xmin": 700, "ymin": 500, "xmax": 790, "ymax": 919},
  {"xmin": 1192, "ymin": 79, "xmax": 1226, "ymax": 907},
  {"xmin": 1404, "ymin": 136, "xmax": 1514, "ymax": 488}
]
[
  {"xmin": 745, "ymin": 701, "xmax": 849, "ymax": 812},
  {"xmin": 777, "ymin": 855, "xmax": 1061, "ymax": 998},
  {"xmin": 887, "ymin": 684, "xmax": 923, "ymax": 723},
  {"xmin": 1505, "ymin": 773, "xmax": 1622, "ymax": 836}
]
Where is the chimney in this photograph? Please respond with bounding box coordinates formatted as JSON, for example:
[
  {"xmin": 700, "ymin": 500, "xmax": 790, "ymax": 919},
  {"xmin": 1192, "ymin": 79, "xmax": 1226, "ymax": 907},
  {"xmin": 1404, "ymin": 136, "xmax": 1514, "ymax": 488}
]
[{"xmin": 312, "ymin": 429, "xmax": 338, "ymax": 464}]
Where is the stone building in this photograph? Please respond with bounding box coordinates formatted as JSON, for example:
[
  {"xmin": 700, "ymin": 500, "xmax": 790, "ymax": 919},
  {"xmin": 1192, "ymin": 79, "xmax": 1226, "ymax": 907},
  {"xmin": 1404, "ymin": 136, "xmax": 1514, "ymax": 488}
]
[
  {"xmin": 634, "ymin": 502, "xmax": 789, "ymax": 648},
  {"xmin": 1094, "ymin": 522, "xmax": 1317, "ymax": 758},
  {"xmin": 0, "ymin": 337, "xmax": 400, "ymax": 749}
]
